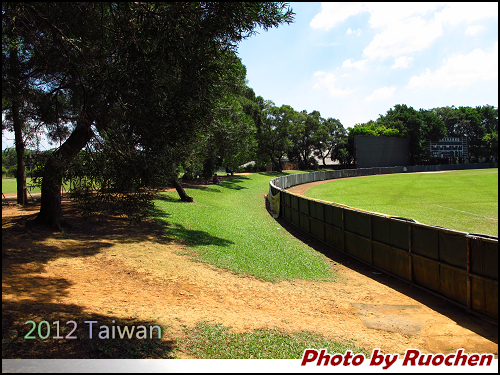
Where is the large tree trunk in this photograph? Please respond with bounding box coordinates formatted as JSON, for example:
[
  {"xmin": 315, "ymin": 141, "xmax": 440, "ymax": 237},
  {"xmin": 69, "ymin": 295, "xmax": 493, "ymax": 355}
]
[
  {"xmin": 170, "ymin": 178, "xmax": 193, "ymax": 202},
  {"xmin": 9, "ymin": 44, "xmax": 27, "ymax": 206},
  {"xmin": 13, "ymin": 101, "xmax": 27, "ymax": 206},
  {"xmin": 32, "ymin": 113, "xmax": 94, "ymax": 230}
]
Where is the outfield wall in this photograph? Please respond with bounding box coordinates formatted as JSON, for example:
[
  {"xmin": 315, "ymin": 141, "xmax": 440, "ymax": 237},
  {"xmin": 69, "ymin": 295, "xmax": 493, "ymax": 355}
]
[{"xmin": 269, "ymin": 162, "xmax": 498, "ymax": 321}]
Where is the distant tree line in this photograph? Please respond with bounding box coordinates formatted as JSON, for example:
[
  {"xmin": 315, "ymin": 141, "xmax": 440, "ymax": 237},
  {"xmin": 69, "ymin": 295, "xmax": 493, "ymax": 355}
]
[{"xmin": 347, "ymin": 104, "xmax": 498, "ymax": 165}]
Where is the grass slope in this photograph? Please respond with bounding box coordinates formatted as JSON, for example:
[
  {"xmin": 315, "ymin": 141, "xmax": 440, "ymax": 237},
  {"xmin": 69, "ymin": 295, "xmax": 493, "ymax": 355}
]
[
  {"xmin": 153, "ymin": 172, "xmax": 335, "ymax": 282},
  {"xmin": 305, "ymin": 169, "xmax": 498, "ymax": 236}
]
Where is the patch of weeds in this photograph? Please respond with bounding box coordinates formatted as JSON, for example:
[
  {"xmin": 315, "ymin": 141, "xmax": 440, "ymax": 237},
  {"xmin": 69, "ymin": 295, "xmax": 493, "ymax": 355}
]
[{"xmin": 181, "ymin": 322, "xmax": 369, "ymax": 359}]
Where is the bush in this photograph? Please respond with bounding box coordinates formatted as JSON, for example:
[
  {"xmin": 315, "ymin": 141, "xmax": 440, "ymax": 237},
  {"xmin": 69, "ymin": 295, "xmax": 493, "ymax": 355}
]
[{"xmin": 6, "ymin": 165, "xmax": 17, "ymax": 178}]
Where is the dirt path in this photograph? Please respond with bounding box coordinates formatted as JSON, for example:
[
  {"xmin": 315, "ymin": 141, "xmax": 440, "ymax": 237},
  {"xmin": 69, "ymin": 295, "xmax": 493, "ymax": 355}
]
[
  {"xmin": 287, "ymin": 177, "xmax": 356, "ymax": 197},
  {"xmin": 2, "ymin": 197, "xmax": 497, "ymax": 358}
]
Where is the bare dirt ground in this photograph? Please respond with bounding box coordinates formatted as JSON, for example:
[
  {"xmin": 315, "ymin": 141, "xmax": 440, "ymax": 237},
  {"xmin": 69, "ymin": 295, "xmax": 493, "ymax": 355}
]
[{"xmin": 2, "ymin": 187, "xmax": 498, "ymax": 358}]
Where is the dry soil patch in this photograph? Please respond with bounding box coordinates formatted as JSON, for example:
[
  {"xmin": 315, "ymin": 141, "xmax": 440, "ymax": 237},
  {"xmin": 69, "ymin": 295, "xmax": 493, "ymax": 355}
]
[{"xmin": 2, "ymin": 198, "xmax": 497, "ymax": 358}]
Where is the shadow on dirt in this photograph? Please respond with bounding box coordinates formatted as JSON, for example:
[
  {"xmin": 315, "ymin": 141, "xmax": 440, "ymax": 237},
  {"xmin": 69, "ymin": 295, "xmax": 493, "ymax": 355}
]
[
  {"xmin": 273, "ymin": 215, "xmax": 498, "ymax": 346},
  {"xmin": 2, "ymin": 300, "xmax": 177, "ymax": 359},
  {"xmin": 1, "ymin": 199, "xmax": 233, "ymax": 358}
]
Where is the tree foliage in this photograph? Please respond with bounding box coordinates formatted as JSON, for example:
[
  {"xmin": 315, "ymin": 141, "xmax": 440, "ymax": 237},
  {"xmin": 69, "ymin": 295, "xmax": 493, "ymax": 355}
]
[{"xmin": 2, "ymin": 2, "xmax": 294, "ymax": 229}]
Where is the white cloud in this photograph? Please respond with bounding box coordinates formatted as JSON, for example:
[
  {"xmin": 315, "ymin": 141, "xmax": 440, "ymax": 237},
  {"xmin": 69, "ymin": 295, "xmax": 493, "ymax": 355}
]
[
  {"xmin": 364, "ymin": 3, "xmax": 441, "ymax": 28},
  {"xmin": 310, "ymin": 3, "xmax": 368, "ymax": 30},
  {"xmin": 342, "ymin": 58, "xmax": 368, "ymax": 70},
  {"xmin": 311, "ymin": 3, "xmax": 497, "ymax": 61},
  {"xmin": 407, "ymin": 42, "xmax": 498, "ymax": 89},
  {"xmin": 364, "ymin": 86, "xmax": 396, "ymax": 102},
  {"xmin": 465, "ymin": 25, "xmax": 485, "ymax": 36},
  {"xmin": 313, "ymin": 71, "xmax": 356, "ymax": 97},
  {"xmin": 363, "ymin": 17, "xmax": 443, "ymax": 59},
  {"xmin": 311, "ymin": 3, "xmax": 497, "ymax": 31},
  {"xmin": 392, "ymin": 56, "xmax": 414, "ymax": 69},
  {"xmin": 434, "ymin": 3, "xmax": 498, "ymax": 25},
  {"xmin": 346, "ymin": 28, "xmax": 362, "ymax": 36}
]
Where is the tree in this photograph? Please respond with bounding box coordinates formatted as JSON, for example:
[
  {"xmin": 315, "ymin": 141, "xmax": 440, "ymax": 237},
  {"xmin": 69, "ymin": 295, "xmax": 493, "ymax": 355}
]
[
  {"xmin": 259, "ymin": 103, "xmax": 295, "ymax": 171},
  {"xmin": 4, "ymin": 2, "xmax": 294, "ymax": 230},
  {"xmin": 434, "ymin": 105, "xmax": 498, "ymax": 162},
  {"xmin": 376, "ymin": 104, "xmax": 445, "ymax": 164},
  {"xmin": 288, "ymin": 110, "xmax": 323, "ymax": 169},
  {"xmin": 312, "ymin": 117, "xmax": 346, "ymax": 166},
  {"xmin": 477, "ymin": 105, "xmax": 498, "ymax": 161}
]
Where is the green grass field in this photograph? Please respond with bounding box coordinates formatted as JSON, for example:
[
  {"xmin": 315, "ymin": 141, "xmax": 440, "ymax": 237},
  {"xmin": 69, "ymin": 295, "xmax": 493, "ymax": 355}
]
[
  {"xmin": 305, "ymin": 169, "xmax": 498, "ymax": 236},
  {"xmin": 2, "ymin": 177, "xmax": 40, "ymax": 194},
  {"xmin": 2, "ymin": 177, "xmax": 73, "ymax": 195},
  {"xmin": 154, "ymin": 171, "xmax": 335, "ymax": 282}
]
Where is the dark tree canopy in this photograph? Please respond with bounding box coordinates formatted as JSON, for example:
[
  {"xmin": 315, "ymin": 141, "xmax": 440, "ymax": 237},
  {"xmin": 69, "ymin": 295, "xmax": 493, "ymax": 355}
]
[{"xmin": 2, "ymin": 2, "xmax": 294, "ymax": 229}]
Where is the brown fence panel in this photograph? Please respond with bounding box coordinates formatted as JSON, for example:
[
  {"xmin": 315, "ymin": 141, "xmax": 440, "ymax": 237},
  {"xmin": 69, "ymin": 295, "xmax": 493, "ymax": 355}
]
[
  {"xmin": 325, "ymin": 204, "xmax": 343, "ymax": 228},
  {"xmin": 470, "ymin": 237, "xmax": 498, "ymax": 279},
  {"xmin": 439, "ymin": 230, "xmax": 468, "ymax": 269},
  {"xmin": 373, "ymin": 242, "xmax": 410, "ymax": 280},
  {"xmin": 299, "ymin": 198, "xmax": 309, "ymax": 216},
  {"xmin": 291, "ymin": 208, "xmax": 300, "ymax": 227},
  {"xmin": 412, "ymin": 255, "xmax": 440, "ymax": 293},
  {"xmin": 390, "ymin": 219, "xmax": 410, "ymax": 251},
  {"xmin": 299, "ymin": 212, "xmax": 310, "ymax": 234},
  {"xmin": 412, "ymin": 225, "xmax": 439, "ymax": 260},
  {"xmin": 290, "ymin": 194, "xmax": 299, "ymax": 211},
  {"xmin": 325, "ymin": 224, "xmax": 344, "ymax": 251},
  {"xmin": 372, "ymin": 216, "xmax": 390, "ymax": 245},
  {"xmin": 311, "ymin": 200, "xmax": 324, "ymax": 221},
  {"xmin": 311, "ymin": 219, "xmax": 325, "ymax": 242},
  {"xmin": 440, "ymin": 265, "xmax": 467, "ymax": 305},
  {"xmin": 471, "ymin": 277, "xmax": 498, "ymax": 319},
  {"xmin": 345, "ymin": 232, "xmax": 371, "ymax": 263},
  {"xmin": 344, "ymin": 209, "xmax": 370, "ymax": 239}
]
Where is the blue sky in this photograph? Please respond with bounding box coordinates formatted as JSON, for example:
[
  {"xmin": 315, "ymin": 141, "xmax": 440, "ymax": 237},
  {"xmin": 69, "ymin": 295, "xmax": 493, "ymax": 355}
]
[
  {"xmin": 3, "ymin": 2, "xmax": 498, "ymax": 150},
  {"xmin": 236, "ymin": 2, "xmax": 498, "ymax": 127}
]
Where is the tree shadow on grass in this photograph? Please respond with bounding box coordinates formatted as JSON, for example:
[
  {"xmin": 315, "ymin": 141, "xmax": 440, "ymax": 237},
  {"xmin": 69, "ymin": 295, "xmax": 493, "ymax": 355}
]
[
  {"xmin": 147, "ymin": 205, "xmax": 234, "ymax": 248},
  {"xmin": 220, "ymin": 177, "xmax": 249, "ymax": 191},
  {"xmin": 163, "ymin": 222, "xmax": 234, "ymax": 248}
]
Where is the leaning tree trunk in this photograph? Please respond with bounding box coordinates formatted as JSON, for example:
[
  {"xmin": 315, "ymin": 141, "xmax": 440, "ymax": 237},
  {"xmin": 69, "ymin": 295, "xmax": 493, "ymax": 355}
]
[
  {"xmin": 170, "ymin": 178, "xmax": 193, "ymax": 202},
  {"xmin": 32, "ymin": 114, "xmax": 94, "ymax": 231}
]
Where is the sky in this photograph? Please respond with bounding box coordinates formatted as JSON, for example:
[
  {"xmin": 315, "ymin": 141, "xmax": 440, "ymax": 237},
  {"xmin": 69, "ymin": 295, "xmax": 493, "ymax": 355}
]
[
  {"xmin": 236, "ymin": 2, "xmax": 498, "ymax": 128},
  {"xmin": 2, "ymin": 2, "xmax": 498, "ymax": 150}
]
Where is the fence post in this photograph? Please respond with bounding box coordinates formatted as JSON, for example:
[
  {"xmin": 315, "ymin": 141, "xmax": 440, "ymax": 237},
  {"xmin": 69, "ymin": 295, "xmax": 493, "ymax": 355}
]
[
  {"xmin": 466, "ymin": 236, "xmax": 471, "ymax": 312},
  {"xmin": 369, "ymin": 215, "xmax": 373, "ymax": 265},
  {"xmin": 408, "ymin": 224, "xmax": 413, "ymax": 283},
  {"xmin": 342, "ymin": 208, "xmax": 346, "ymax": 252}
]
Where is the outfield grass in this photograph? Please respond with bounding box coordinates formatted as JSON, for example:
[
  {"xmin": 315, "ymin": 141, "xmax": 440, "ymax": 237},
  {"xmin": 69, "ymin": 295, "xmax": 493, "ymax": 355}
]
[
  {"xmin": 153, "ymin": 172, "xmax": 335, "ymax": 282},
  {"xmin": 305, "ymin": 169, "xmax": 498, "ymax": 236}
]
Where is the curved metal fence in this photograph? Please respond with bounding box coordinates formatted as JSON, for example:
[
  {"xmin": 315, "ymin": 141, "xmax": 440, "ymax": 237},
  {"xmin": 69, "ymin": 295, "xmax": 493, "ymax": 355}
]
[{"xmin": 269, "ymin": 163, "xmax": 498, "ymax": 321}]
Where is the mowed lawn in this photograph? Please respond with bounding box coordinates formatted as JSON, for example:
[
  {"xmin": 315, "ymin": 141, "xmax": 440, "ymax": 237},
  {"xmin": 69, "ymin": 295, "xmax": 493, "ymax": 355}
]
[
  {"xmin": 2, "ymin": 178, "xmax": 72, "ymax": 195},
  {"xmin": 2, "ymin": 177, "xmax": 41, "ymax": 194},
  {"xmin": 154, "ymin": 172, "xmax": 335, "ymax": 282},
  {"xmin": 305, "ymin": 168, "xmax": 498, "ymax": 236}
]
